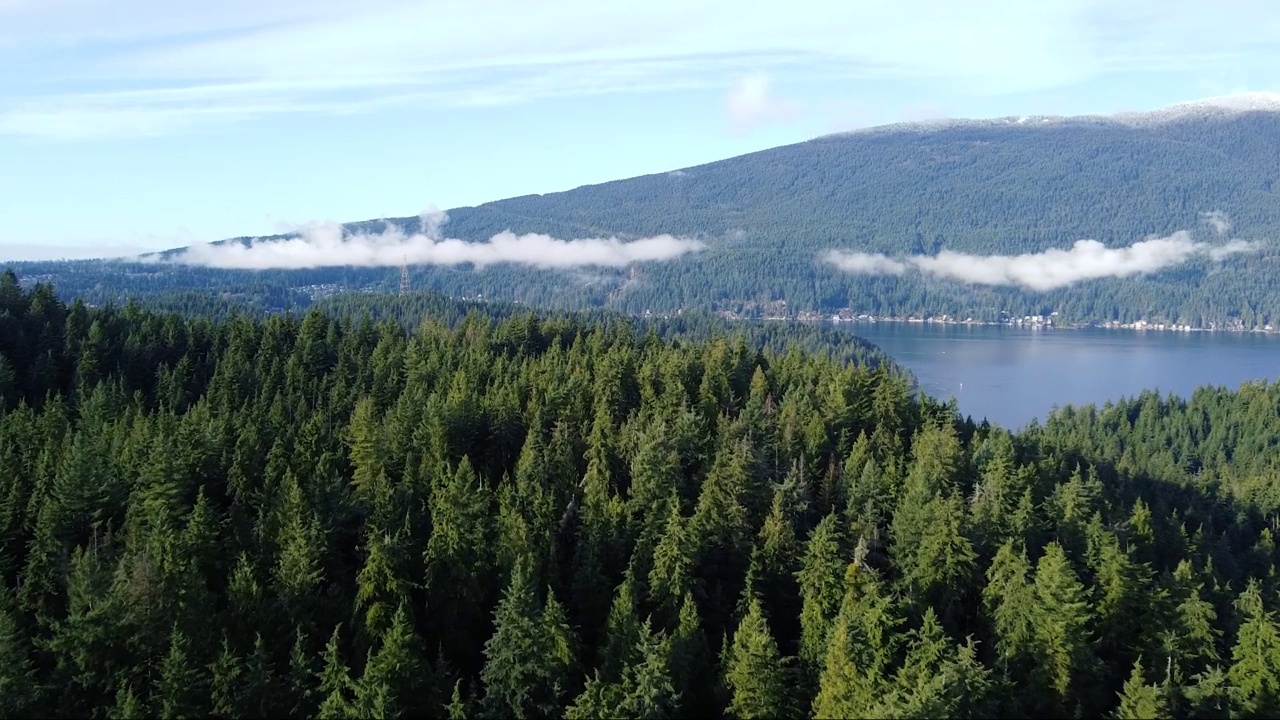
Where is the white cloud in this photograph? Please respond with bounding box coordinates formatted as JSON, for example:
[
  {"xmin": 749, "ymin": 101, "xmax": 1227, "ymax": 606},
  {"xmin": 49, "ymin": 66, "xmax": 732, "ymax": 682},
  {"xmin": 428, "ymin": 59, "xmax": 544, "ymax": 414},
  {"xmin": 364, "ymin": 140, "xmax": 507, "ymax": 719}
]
[
  {"xmin": 1199, "ymin": 209, "xmax": 1232, "ymax": 236},
  {"xmin": 824, "ymin": 231, "xmax": 1262, "ymax": 290},
  {"xmin": 726, "ymin": 74, "xmax": 803, "ymax": 131},
  {"xmin": 1207, "ymin": 238, "xmax": 1258, "ymax": 260},
  {"xmin": 159, "ymin": 211, "xmax": 704, "ymax": 270},
  {"xmin": 823, "ymin": 251, "xmax": 907, "ymax": 275},
  {"xmin": 8, "ymin": 0, "xmax": 1278, "ymax": 139}
]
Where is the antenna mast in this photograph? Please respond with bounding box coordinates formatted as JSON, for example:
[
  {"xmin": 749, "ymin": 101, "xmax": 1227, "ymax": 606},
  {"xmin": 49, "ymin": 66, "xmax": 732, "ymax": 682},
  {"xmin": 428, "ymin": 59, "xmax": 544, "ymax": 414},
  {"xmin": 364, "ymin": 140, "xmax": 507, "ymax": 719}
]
[{"xmin": 399, "ymin": 257, "xmax": 410, "ymax": 296}]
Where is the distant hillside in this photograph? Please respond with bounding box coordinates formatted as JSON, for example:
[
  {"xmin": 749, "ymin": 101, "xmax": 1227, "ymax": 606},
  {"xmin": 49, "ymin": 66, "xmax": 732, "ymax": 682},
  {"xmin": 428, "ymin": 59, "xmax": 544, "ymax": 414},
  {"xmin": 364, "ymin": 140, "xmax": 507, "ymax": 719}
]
[
  {"xmin": 12, "ymin": 98, "xmax": 1280, "ymax": 327},
  {"xmin": 435, "ymin": 108, "xmax": 1280, "ymax": 255}
]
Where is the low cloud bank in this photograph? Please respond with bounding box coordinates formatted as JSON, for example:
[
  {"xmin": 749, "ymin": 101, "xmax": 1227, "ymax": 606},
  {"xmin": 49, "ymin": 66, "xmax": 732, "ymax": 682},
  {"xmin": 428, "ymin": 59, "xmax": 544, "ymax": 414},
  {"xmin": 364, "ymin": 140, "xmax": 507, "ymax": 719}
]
[
  {"xmin": 824, "ymin": 231, "xmax": 1260, "ymax": 291},
  {"xmin": 162, "ymin": 211, "xmax": 704, "ymax": 270}
]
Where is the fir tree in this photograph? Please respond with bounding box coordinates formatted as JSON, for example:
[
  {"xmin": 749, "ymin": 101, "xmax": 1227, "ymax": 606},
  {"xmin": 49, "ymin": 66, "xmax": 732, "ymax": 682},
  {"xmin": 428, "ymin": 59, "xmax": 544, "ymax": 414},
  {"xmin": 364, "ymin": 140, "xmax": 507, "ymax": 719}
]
[
  {"xmin": 1114, "ymin": 659, "xmax": 1170, "ymax": 720},
  {"xmin": 723, "ymin": 597, "xmax": 793, "ymax": 720},
  {"xmin": 1228, "ymin": 581, "xmax": 1280, "ymax": 717}
]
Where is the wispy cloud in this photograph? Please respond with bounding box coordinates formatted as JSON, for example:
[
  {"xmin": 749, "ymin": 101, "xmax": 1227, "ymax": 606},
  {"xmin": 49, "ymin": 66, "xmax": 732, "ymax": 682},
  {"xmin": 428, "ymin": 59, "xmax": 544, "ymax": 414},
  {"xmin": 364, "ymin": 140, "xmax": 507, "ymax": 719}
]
[
  {"xmin": 1200, "ymin": 209, "xmax": 1232, "ymax": 236},
  {"xmin": 726, "ymin": 74, "xmax": 803, "ymax": 132},
  {"xmin": 158, "ymin": 210, "xmax": 704, "ymax": 270},
  {"xmin": 824, "ymin": 230, "xmax": 1261, "ymax": 291},
  {"xmin": 7, "ymin": 0, "xmax": 1277, "ymax": 140},
  {"xmin": 823, "ymin": 251, "xmax": 909, "ymax": 275},
  {"xmin": 1207, "ymin": 238, "xmax": 1258, "ymax": 260}
]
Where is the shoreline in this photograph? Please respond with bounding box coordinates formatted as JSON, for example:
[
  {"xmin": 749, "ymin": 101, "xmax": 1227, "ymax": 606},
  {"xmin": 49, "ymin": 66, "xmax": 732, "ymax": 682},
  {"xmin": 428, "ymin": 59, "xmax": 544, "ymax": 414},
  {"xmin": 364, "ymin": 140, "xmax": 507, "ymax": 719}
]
[
  {"xmin": 828, "ymin": 317, "xmax": 1276, "ymax": 334},
  {"xmin": 739, "ymin": 313, "xmax": 1278, "ymax": 335}
]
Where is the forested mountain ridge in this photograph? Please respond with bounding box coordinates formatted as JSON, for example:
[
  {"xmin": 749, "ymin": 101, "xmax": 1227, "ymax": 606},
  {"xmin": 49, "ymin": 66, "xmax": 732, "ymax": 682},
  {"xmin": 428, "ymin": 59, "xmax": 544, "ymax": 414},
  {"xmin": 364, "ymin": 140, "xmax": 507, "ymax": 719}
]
[
  {"xmin": 11, "ymin": 102, "xmax": 1280, "ymax": 328},
  {"xmin": 435, "ymin": 109, "xmax": 1280, "ymax": 254},
  {"xmin": 0, "ymin": 278, "xmax": 901, "ymax": 373},
  {"xmin": 5, "ymin": 272, "xmax": 1280, "ymax": 718}
]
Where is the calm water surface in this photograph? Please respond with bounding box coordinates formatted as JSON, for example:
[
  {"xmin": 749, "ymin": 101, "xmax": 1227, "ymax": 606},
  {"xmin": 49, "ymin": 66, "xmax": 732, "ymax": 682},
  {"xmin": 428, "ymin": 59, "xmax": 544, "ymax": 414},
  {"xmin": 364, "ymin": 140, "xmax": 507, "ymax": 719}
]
[{"xmin": 844, "ymin": 322, "xmax": 1280, "ymax": 429}]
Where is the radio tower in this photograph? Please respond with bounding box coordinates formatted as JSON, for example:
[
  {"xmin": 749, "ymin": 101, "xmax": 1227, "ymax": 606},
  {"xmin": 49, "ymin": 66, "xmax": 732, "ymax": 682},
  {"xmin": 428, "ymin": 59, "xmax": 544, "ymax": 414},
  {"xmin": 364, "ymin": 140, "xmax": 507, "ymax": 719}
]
[{"xmin": 399, "ymin": 257, "xmax": 410, "ymax": 296}]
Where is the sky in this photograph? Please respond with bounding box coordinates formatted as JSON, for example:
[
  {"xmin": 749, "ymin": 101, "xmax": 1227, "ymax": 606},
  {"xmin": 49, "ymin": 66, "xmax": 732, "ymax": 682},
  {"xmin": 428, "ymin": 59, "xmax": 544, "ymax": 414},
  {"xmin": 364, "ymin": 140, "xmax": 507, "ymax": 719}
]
[{"xmin": 2, "ymin": 0, "xmax": 1279, "ymax": 261}]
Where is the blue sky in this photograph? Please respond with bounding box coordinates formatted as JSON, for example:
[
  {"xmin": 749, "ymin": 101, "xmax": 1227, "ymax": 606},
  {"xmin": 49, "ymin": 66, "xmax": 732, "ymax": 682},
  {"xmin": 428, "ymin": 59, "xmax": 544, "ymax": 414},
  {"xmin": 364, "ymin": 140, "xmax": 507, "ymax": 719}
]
[{"xmin": 2, "ymin": 0, "xmax": 1278, "ymax": 260}]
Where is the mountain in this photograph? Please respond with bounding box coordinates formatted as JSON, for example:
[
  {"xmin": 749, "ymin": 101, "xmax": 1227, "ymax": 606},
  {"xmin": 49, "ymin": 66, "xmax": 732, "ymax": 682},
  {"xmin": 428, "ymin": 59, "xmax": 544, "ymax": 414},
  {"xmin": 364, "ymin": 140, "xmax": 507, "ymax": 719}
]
[{"xmin": 11, "ymin": 95, "xmax": 1280, "ymax": 327}]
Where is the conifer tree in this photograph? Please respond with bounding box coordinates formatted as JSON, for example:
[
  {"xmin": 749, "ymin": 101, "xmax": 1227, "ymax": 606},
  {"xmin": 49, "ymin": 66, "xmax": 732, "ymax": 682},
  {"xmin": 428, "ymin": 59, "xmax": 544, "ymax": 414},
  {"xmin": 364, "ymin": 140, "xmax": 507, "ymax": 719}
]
[
  {"xmin": 1033, "ymin": 542, "xmax": 1095, "ymax": 706},
  {"xmin": 1161, "ymin": 559, "xmax": 1222, "ymax": 681},
  {"xmin": 209, "ymin": 637, "xmax": 246, "ymax": 719},
  {"xmin": 648, "ymin": 499, "xmax": 693, "ymax": 616},
  {"xmin": 796, "ymin": 513, "xmax": 845, "ymax": 676},
  {"xmin": 723, "ymin": 597, "xmax": 793, "ymax": 720},
  {"xmin": 598, "ymin": 572, "xmax": 644, "ymax": 679},
  {"xmin": 811, "ymin": 603, "xmax": 869, "ymax": 719},
  {"xmin": 274, "ymin": 471, "xmax": 327, "ymax": 614},
  {"xmin": 669, "ymin": 592, "xmax": 713, "ymax": 715},
  {"xmin": 480, "ymin": 557, "xmax": 577, "ymax": 719},
  {"xmin": 1228, "ymin": 581, "xmax": 1280, "ymax": 717},
  {"xmin": 286, "ymin": 629, "xmax": 319, "ymax": 718},
  {"xmin": 108, "ymin": 683, "xmax": 148, "ymax": 720},
  {"xmin": 1114, "ymin": 659, "xmax": 1170, "ymax": 720},
  {"xmin": 0, "ymin": 589, "xmax": 39, "ymax": 718},
  {"xmin": 813, "ymin": 560, "xmax": 902, "ymax": 716},
  {"xmin": 892, "ymin": 423, "xmax": 975, "ymax": 605},
  {"xmin": 426, "ymin": 455, "xmax": 495, "ymax": 668},
  {"xmin": 353, "ymin": 604, "xmax": 427, "ymax": 718},
  {"xmin": 750, "ymin": 489, "xmax": 800, "ymax": 650},
  {"xmin": 347, "ymin": 396, "xmax": 385, "ymax": 498},
  {"xmin": 316, "ymin": 627, "xmax": 354, "ymax": 720},
  {"xmin": 155, "ymin": 627, "xmax": 206, "ymax": 720},
  {"xmin": 354, "ymin": 530, "xmax": 410, "ymax": 638}
]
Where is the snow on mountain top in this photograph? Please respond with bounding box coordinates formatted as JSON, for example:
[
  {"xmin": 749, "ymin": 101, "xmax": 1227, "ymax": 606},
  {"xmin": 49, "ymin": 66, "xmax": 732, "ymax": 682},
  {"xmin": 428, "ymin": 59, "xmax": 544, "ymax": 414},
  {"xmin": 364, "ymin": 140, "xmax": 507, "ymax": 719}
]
[
  {"xmin": 834, "ymin": 92, "xmax": 1280, "ymax": 137},
  {"xmin": 1113, "ymin": 91, "xmax": 1280, "ymax": 125}
]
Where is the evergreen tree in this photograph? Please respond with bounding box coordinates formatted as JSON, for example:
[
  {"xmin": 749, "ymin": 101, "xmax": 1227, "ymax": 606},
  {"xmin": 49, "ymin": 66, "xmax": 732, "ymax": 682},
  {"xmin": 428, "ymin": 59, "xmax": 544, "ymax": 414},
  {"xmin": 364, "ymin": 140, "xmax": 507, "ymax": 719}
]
[
  {"xmin": 723, "ymin": 597, "xmax": 793, "ymax": 720},
  {"xmin": 353, "ymin": 604, "xmax": 428, "ymax": 718},
  {"xmin": 316, "ymin": 627, "xmax": 355, "ymax": 720},
  {"xmin": 1033, "ymin": 542, "xmax": 1096, "ymax": 708},
  {"xmin": 1228, "ymin": 581, "xmax": 1280, "ymax": 717},
  {"xmin": 0, "ymin": 589, "xmax": 39, "ymax": 718},
  {"xmin": 480, "ymin": 557, "xmax": 577, "ymax": 719},
  {"xmin": 1114, "ymin": 659, "xmax": 1170, "ymax": 720},
  {"xmin": 796, "ymin": 513, "xmax": 845, "ymax": 677},
  {"xmin": 155, "ymin": 626, "xmax": 206, "ymax": 720},
  {"xmin": 108, "ymin": 683, "xmax": 148, "ymax": 720},
  {"xmin": 648, "ymin": 499, "xmax": 693, "ymax": 616}
]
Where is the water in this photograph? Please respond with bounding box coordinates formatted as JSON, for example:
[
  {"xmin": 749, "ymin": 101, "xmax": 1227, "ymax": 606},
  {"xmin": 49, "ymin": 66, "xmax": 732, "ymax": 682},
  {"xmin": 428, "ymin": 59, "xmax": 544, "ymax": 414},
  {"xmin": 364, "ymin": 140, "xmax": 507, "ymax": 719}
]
[{"xmin": 844, "ymin": 322, "xmax": 1280, "ymax": 429}]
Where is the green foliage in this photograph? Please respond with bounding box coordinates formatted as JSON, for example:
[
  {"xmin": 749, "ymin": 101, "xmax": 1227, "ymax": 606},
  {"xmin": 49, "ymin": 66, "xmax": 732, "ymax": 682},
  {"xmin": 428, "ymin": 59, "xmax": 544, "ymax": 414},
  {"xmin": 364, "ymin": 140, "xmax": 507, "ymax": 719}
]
[
  {"xmin": 724, "ymin": 597, "xmax": 795, "ymax": 719},
  {"xmin": 796, "ymin": 513, "xmax": 845, "ymax": 676},
  {"xmin": 480, "ymin": 558, "xmax": 577, "ymax": 719},
  {"xmin": 0, "ymin": 279, "xmax": 1279, "ymax": 718},
  {"xmin": 0, "ymin": 590, "xmax": 38, "ymax": 718},
  {"xmin": 156, "ymin": 627, "xmax": 206, "ymax": 720},
  {"xmin": 1115, "ymin": 659, "xmax": 1170, "ymax": 720},
  {"xmin": 1033, "ymin": 543, "xmax": 1096, "ymax": 704},
  {"xmin": 1228, "ymin": 581, "xmax": 1280, "ymax": 716}
]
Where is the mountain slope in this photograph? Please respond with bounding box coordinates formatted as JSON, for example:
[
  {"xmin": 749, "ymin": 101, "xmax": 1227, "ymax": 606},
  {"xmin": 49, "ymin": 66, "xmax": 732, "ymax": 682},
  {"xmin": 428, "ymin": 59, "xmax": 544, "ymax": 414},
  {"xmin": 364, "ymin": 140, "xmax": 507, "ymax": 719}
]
[
  {"xmin": 12, "ymin": 99, "xmax": 1280, "ymax": 327},
  {"xmin": 433, "ymin": 108, "xmax": 1280, "ymax": 256}
]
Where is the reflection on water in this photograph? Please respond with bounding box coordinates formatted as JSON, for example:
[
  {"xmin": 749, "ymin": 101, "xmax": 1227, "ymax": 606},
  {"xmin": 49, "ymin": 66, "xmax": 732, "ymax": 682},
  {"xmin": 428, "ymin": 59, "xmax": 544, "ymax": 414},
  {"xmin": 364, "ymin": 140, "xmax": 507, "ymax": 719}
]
[{"xmin": 843, "ymin": 323, "xmax": 1280, "ymax": 429}]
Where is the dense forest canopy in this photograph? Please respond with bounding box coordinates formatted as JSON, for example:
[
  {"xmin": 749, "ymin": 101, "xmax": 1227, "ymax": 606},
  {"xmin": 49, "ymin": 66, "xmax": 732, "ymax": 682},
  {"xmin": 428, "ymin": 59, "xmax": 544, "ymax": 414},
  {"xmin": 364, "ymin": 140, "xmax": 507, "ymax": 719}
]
[
  {"xmin": 3, "ymin": 269, "xmax": 1280, "ymax": 718},
  {"xmin": 10, "ymin": 110, "xmax": 1280, "ymax": 327},
  {"xmin": 0, "ymin": 278, "xmax": 900, "ymax": 373}
]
